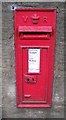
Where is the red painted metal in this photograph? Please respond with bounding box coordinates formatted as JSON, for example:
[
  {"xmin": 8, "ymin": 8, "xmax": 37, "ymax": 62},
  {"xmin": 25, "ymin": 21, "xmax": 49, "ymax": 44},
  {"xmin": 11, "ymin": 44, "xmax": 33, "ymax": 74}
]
[
  {"xmin": 14, "ymin": 8, "xmax": 56, "ymax": 108},
  {"xmin": 18, "ymin": 26, "xmax": 52, "ymax": 32}
]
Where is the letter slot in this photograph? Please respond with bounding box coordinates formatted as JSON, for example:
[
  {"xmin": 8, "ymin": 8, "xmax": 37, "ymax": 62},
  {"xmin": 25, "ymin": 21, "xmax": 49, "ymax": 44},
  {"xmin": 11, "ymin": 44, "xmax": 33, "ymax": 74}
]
[{"xmin": 18, "ymin": 26, "xmax": 52, "ymax": 40}]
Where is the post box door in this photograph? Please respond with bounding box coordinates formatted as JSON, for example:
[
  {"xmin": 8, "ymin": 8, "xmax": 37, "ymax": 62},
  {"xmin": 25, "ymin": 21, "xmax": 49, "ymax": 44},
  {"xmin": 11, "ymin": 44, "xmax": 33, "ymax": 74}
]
[{"xmin": 22, "ymin": 47, "xmax": 49, "ymax": 103}]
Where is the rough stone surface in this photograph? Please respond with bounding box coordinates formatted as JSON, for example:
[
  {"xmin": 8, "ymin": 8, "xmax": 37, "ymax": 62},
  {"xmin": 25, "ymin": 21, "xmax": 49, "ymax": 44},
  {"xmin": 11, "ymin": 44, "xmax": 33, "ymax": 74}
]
[
  {"xmin": 1, "ymin": 0, "xmax": 65, "ymax": 2},
  {"xmin": 0, "ymin": 1, "xmax": 2, "ymax": 120},
  {"xmin": 2, "ymin": 2, "xmax": 64, "ymax": 118}
]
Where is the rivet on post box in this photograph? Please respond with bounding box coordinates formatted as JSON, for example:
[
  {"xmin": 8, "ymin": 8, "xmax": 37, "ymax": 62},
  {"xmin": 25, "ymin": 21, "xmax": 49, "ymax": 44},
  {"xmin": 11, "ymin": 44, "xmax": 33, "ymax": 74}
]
[{"xmin": 14, "ymin": 8, "xmax": 56, "ymax": 108}]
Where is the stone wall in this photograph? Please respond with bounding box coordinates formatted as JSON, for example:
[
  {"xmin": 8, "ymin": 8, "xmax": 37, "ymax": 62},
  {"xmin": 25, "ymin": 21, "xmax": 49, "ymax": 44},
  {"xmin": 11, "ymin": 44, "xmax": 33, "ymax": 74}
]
[
  {"xmin": 2, "ymin": 2, "xmax": 64, "ymax": 118},
  {"xmin": 0, "ymin": 1, "xmax": 2, "ymax": 119}
]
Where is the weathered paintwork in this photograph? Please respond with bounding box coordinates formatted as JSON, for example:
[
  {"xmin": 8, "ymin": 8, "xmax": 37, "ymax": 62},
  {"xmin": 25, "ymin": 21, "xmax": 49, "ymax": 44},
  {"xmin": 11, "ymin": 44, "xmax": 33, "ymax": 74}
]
[{"xmin": 14, "ymin": 8, "xmax": 56, "ymax": 108}]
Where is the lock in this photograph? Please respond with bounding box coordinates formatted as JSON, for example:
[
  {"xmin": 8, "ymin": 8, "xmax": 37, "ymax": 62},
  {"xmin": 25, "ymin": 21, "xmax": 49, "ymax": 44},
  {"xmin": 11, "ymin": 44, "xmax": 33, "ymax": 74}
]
[
  {"xmin": 14, "ymin": 8, "xmax": 56, "ymax": 108},
  {"xmin": 25, "ymin": 75, "xmax": 37, "ymax": 83}
]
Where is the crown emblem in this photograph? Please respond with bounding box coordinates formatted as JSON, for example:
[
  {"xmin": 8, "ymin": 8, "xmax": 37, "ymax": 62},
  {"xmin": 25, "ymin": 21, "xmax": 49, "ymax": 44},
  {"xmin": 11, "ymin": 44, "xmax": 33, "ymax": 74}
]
[{"xmin": 31, "ymin": 14, "xmax": 40, "ymax": 24}]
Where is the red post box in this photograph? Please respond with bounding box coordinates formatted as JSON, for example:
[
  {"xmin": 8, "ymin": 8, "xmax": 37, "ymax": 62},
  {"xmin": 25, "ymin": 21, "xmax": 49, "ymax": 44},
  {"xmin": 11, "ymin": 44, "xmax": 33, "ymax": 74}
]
[{"xmin": 14, "ymin": 8, "xmax": 56, "ymax": 108}]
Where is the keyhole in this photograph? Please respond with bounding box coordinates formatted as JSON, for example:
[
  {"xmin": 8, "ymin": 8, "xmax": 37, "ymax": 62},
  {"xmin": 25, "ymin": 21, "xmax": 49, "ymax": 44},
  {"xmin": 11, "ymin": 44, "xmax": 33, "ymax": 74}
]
[
  {"xmin": 27, "ymin": 78, "xmax": 29, "ymax": 82},
  {"xmin": 32, "ymin": 78, "xmax": 34, "ymax": 81}
]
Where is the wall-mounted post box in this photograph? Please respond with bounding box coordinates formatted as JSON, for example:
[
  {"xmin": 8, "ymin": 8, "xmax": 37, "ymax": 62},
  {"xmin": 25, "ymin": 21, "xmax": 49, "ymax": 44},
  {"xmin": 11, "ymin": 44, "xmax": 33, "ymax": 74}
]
[{"xmin": 14, "ymin": 8, "xmax": 56, "ymax": 108}]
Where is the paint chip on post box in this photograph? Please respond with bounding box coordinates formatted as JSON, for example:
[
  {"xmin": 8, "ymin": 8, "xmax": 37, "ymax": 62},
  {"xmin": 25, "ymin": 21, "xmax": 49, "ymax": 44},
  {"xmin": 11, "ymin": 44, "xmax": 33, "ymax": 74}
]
[{"xmin": 28, "ymin": 48, "xmax": 40, "ymax": 73}]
